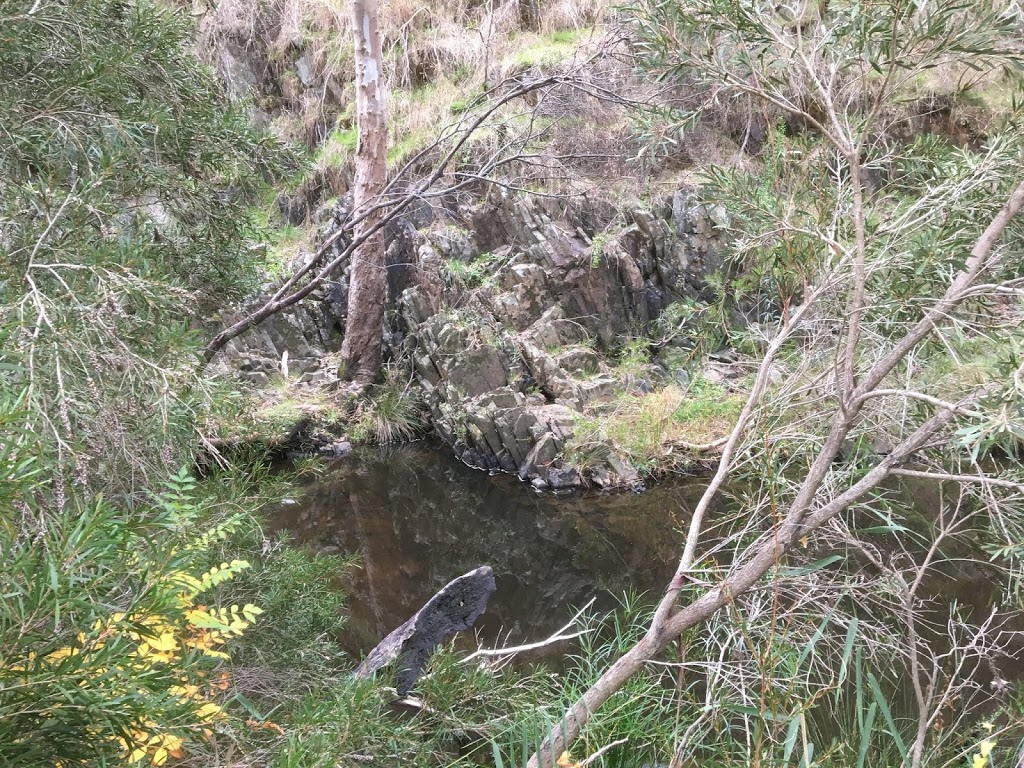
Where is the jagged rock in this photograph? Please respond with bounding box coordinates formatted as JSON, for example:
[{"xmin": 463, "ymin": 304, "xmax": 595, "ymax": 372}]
[
  {"xmin": 589, "ymin": 465, "xmax": 613, "ymax": 488},
  {"xmin": 703, "ymin": 360, "xmax": 744, "ymax": 383},
  {"xmin": 555, "ymin": 346, "xmax": 599, "ymax": 376},
  {"xmin": 520, "ymin": 433, "xmax": 559, "ymax": 480},
  {"xmin": 524, "ymin": 305, "xmax": 589, "ymax": 349},
  {"xmin": 276, "ymin": 191, "xmax": 307, "ymax": 226},
  {"xmin": 318, "ymin": 440, "xmax": 353, "ymax": 458},
  {"xmin": 606, "ymin": 451, "xmax": 643, "ymax": 490},
  {"xmin": 547, "ymin": 465, "xmax": 581, "ymax": 490},
  {"xmin": 576, "ymin": 375, "xmax": 617, "ymax": 405},
  {"xmin": 396, "ymin": 189, "xmax": 729, "ymax": 486},
  {"xmin": 427, "ymin": 225, "xmax": 476, "ymax": 263},
  {"xmin": 519, "ymin": 341, "xmax": 577, "ymax": 402},
  {"xmin": 220, "ymin": 181, "xmax": 731, "ymax": 487},
  {"xmin": 443, "ymin": 345, "xmax": 509, "ymax": 399},
  {"xmin": 294, "ymin": 55, "xmax": 315, "ymax": 87},
  {"xmin": 215, "ymin": 39, "xmax": 262, "ymax": 99},
  {"xmin": 491, "ymin": 261, "xmax": 550, "ymax": 330}
]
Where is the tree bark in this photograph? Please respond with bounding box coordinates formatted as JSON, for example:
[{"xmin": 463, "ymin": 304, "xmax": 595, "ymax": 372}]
[{"xmin": 342, "ymin": 0, "xmax": 387, "ymax": 386}]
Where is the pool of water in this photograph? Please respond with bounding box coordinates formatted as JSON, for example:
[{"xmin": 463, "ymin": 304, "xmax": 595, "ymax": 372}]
[
  {"xmin": 271, "ymin": 442, "xmax": 712, "ymax": 659},
  {"xmin": 272, "ymin": 441, "xmax": 1023, "ymax": 694}
]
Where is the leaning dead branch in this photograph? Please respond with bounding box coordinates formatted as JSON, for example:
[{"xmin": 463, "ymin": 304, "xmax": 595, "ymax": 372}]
[{"xmin": 462, "ymin": 598, "xmax": 596, "ymax": 667}]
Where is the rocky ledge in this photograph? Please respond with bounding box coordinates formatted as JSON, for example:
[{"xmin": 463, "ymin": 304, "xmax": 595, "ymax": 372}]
[{"xmin": 211, "ymin": 184, "xmax": 736, "ymax": 489}]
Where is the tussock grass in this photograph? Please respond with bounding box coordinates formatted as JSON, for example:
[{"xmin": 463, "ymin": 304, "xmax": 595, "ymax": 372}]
[
  {"xmin": 350, "ymin": 369, "xmax": 428, "ymax": 444},
  {"xmin": 568, "ymin": 379, "xmax": 742, "ymax": 475}
]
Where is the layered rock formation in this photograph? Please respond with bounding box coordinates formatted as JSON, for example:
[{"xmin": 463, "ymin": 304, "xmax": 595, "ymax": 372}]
[{"xmin": 213, "ymin": 185, "xmax": 729, "ymax": 487}]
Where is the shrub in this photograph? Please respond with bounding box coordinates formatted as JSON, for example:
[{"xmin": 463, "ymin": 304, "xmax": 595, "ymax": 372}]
[{"xmin": 0, "ymin": 461, "xmax": 261, "ymax": 767}]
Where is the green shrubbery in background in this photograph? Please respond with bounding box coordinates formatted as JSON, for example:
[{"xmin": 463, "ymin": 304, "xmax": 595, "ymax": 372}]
[{"xmin": 0, "ymin": 0, "xmax": 288, "ymax": 502}]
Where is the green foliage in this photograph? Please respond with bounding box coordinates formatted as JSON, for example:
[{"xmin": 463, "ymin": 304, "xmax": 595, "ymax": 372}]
[
  {"xmin": 0, "ymin": 7, "xmax": 301, "ymax": 764},
  {"xmin": 629, "ymin": 0, "xmax": 1024, "ymax": 332},
  {"xmin": 671, "ymin": 374, "xmax": 740, "ymax": 425},
  {"xmin": 589, "ymin": 234, "xmax": 608, "ymax": 269},
  {"xmin": 210, "ymin": 524, "xmax": 352, "ymax": 680},
  {"xmin": 443, "ymin": 251, "xmax": 498, "ymax": 291},
  {"xmin": 615, "ymin": 337, "xmax": 651, "ymax": 375},
  {"xmin": 578, "ymin": 3, "xmax": 1024, "ymax": 766},
  {"xmin": 513, "ymin": 29, "xmax": 588, "ymax": 69},
  {"xmin": 350, "ymin": 368, "xmax": 429, "ymax": 444},
  {"xmin": 445, "ymin": 257, "xmax": 489, "ymax": 289},
  {"xmin": 0, "ymin": 0, "xmax": 287, "ymax": 500},
  {"xmin": 0, "ymin": 457, "xmax": 257, "ymax": 767},
  {"xmin": 0, "ymin": 0, "xmax": 283, "ymax": 301}
]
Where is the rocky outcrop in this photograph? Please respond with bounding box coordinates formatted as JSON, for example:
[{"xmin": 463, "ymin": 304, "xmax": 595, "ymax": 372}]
[
  {"xmin": 211, "ymin": 183, "xmax": 728, "ymax": 488},
  {"xmin": 209, "ymin": 292, "xmax": 340, "ymax": 387},
  {"xmin": 396, "ymin": 186, "xmax": 729, "ymax": 489}
]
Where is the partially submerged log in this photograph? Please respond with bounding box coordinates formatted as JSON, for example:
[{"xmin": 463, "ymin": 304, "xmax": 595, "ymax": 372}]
[{"xmin": 354, "ymin": 565, "xmax": 496, "ymax": 695}]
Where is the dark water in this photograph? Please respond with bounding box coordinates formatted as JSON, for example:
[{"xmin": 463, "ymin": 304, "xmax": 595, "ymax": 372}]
[
  {"xmin": 272, "ymin": 442, "xmax": 1022, "ymax": 690},
  {"xmin": 272, "ymin": 442, "xmax": 710, "ymax": 658}
]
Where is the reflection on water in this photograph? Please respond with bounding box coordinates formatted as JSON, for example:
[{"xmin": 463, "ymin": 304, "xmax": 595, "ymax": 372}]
[
  {"xmin": 272, "ymin": 442, "xmax": 1024, "ymax": 694},
  {"xmin": 272, "ymin": 442, "xmax": 709, "ymax": 658}
]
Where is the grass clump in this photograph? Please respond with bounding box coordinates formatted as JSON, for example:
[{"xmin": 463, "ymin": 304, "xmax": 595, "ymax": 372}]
[
  {"xmin": 445, "ymin": 257, "xmax": 489, "ymax": 290},
  {"xmin": 512, "ymin": 28, "xmax": 588, "ymax": 69},
  {"xmin": 350, "ymin": 372, "xmax": 428, "ymax": 444},
  {"xmin": 265, "ymin": 222, "xmax": 311, "ymax": 280},
  {"xmin": 671, "ymin": 373, "xmax": 742, "ymax": 429},
  {"xmin": 568, "ymin": 375, "xmax": 741, "ymax": 475}
]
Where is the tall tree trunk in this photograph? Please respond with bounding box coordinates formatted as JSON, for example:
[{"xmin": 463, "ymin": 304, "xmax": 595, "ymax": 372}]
[{"xmin": 342, "ymin": 0, "xmax": 387, "ymax": 386}]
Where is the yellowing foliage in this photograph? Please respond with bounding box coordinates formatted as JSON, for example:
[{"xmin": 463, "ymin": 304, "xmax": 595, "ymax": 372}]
[{"xmin": 25, "ymin": 559, "xmax": 263, "ymax": 766}]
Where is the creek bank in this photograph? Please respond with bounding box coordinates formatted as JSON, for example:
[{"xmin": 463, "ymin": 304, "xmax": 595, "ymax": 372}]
[{"xmin": 209, "ymin": 182, "xmax": 752, "ymax": 487}]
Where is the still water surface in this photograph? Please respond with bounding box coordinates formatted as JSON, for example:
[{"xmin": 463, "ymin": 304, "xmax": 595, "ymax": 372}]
[
  {"xmin": 272, "ymin": 442, "xmax": 1019, "ymax": 681},
  {"xmin": 272, "ymin": 442, "xmax": 710, "ymax": 658}
]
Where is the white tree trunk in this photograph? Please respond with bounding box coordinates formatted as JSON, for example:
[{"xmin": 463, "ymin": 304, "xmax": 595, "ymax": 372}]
[{"xmin": 341, "ymin": 0, "xmax": 387, "ymax": 385}]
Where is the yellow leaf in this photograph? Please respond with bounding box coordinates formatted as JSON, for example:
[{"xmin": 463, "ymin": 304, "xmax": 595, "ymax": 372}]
[
  {"xmin": 980, "ymin": 740, "xmax": 996, "ymax": 758},
  {"xmin": 149, "ymin": 632, "xmax": 178, "ymax": 653},
  {"xmin": 974, "ymin": 755, "xmax": 988, "ymax": 768},
  {"xmin": 151, "ymin": 746, "xmax": 168, "ymax": 766},
  {"xmin": 556, "ymin": 751, "xmax": 572, "ymax": 767},
  {"xmin": 162, "ymin": 732, "xmax": 184, "ymax": 752},
  {"xmin": 197, "ymin": 702, "xmax": 223, "ymax": 721}
]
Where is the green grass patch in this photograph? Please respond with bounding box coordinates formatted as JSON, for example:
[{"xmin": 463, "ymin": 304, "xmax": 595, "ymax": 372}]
[
  {"xmin": 567, "ymin": 378, "xmax": 741, "ymax": 475},
  {"xmin": 672, "ymin": 374, "xmax": 743, "ymax": 426},
  {"xmin": 315, "ymin": 125, "xmax": 359, "ymax": 169},
  {"xmin": 511, "ymin": 28, "xmax": 589, "ymax": 69},
  {"xmin": 264, "ymin": 222, "xmax": 310, "ymax": 281},
  {"xmin": 387, "ymin": 130, "xmax": 429, "ymax": 169}
]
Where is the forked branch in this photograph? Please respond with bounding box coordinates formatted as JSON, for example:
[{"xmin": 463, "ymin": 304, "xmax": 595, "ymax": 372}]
[{"xmin": 524, "ymin": 180, "xmax": 1024, "ymax": 768}]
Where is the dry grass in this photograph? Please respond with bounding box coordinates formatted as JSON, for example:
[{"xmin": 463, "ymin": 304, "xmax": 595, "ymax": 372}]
[
  {"xmin": 195, "ymin": 0, "xmax": 617, "ymax": 158},
  {"xmin": 568, "ymin": 381, "xmax": 742, "ymax": 474}
]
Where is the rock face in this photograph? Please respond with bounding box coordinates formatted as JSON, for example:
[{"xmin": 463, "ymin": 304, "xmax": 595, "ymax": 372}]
[
  {"xmin": 398, "ymin": 187, "xmax": 728, "ymax": 488},
  {"xmin": 209, "ymin": 291, "xmax": 341, "ymax": 387},
  {"xmin": 213, "ymin": 185, "xmax": 728, "ymax": 487}
]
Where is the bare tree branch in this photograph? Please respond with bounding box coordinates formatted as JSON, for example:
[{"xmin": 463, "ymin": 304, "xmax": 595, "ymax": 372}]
[{"xmin": 525, "ymin": 174, "xmax": 1024, "ymax": 767}]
